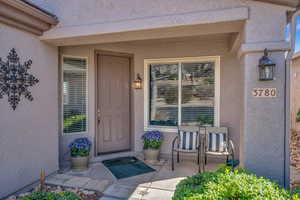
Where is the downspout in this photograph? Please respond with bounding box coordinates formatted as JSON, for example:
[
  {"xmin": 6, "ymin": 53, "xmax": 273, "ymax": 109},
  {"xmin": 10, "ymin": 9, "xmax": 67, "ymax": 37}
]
[
  {"xmin": 58, "ymin": 46, "xmax": 63, "ymax": 172},
  {"xmin": 284, "ymin": 7, "xmax": 298, "ymax": 188}
]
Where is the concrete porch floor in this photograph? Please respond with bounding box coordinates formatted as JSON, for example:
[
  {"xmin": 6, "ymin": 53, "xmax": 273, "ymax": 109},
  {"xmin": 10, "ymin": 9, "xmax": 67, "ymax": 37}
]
[{"xmin": 47, "ymin": 154, "xmax": 222, "ymax": 200}]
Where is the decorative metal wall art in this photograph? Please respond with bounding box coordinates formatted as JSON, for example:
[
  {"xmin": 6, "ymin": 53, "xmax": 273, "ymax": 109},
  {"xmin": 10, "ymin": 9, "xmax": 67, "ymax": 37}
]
[{"xmin": 0, "ymin": 48, "xmax": 39, "ymax": 110}]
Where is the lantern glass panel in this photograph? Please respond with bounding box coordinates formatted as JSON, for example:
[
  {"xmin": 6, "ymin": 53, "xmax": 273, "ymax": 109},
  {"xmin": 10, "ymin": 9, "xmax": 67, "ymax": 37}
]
[
  {"xmin": 133, "ymin": 79, "xmax": 142, "ymax": 89},
  {"xmin": 259, "ymin": 64, "xmax": 274, "ymax": 81}
]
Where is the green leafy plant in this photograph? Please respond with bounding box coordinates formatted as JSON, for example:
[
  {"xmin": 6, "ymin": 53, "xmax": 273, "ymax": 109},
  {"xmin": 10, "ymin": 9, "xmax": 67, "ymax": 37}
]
[
  {"xmin": 173, "ymin": 166, "xmax": 300, "ymax": 200},
  {"xmin": 64, "ymin": 114, "xmax": 86, "ymax": 133},
  {"xmin": 197, "ymin": 113, "xmax": 213, "ymax": 126},
  {"xmin": 203, "ymin": 77, "xmax": 214, "ymax": 85},
  {"xmin": 21, "ymin": 191, "xmax": 82, "ymax": 200}
]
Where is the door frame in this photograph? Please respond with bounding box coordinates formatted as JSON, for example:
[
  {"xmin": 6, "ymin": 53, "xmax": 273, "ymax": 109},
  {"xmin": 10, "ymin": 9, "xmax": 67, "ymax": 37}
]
[{"xmin": 94, "ymin": 50, "xmax": 134, "ymax": 156}]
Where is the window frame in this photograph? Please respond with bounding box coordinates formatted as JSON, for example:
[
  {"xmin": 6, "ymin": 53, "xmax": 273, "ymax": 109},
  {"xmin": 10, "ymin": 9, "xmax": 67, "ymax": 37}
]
[
  {"xmin": 61, "ymin": 55, "xmax": 89, "ymax": 135},
  {"xmin": 144, "ymin": 56, "xmax": 220, "ymax": 132}
]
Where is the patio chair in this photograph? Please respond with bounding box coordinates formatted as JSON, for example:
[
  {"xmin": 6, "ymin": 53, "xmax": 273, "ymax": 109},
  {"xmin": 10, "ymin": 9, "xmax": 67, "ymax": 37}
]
[
  {"xmin": 171, "ymin": 126, "xmax": 204, "ymax": 171},
  {"xmin": 202, "ymin": 127, "xmax": 235, "ymax": 170}
]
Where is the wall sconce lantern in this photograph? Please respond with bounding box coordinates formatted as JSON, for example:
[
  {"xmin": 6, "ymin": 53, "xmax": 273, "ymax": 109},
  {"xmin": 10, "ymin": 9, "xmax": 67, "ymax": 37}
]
[
  {"xmin": 258, "ymin": 48, "xmax": 275, "ymax": 81},
  {"xmin": 133, "ymin": 73, "xmax": 143, "ymax": 89}
]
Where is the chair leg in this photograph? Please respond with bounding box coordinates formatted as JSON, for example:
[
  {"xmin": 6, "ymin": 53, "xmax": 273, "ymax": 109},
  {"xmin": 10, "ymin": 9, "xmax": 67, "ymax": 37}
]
[
  {"xmin": 202, "ymin": 153, "xmax": 205, "ymax": 172},
  {"xmin": 177, "ymin": 152, "xmax": 179, "ymax": 163},
  {"xmin": 205, "ymin": 154, "xmax": 207, "ymax": 165},
  {"xmin": 231, "ymin": 152, "xmax": 235, "ymax": 170},
  {"xmin": 172, "ymin": 150, "xmax": 174, "ymax": 171},
  {"xmin": 197, "ymin": 150, "xmax": 201, "ymax": 173},
  {"xmin": 226, "ymin": 155, "xmax": 229, "ymax": 163}
]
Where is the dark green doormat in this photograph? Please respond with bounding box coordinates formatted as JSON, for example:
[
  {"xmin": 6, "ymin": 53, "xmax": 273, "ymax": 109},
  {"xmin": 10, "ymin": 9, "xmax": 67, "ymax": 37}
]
[{"xmin": 102, "ymin": 156, "xmax": 155, "ymax": 179}]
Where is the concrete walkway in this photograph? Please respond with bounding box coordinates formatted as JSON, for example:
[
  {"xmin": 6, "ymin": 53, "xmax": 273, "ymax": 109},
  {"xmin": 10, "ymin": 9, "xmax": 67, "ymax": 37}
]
[{"xmin": 46, "ymin": 157, "xmax": 220, "ymax": 200}]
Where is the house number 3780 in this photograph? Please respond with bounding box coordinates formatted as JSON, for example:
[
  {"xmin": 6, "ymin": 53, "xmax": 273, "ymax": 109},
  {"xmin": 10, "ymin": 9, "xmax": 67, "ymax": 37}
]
[{"xmin": 252, "ymin": 88, "xmax": 277, "ymax": 98}]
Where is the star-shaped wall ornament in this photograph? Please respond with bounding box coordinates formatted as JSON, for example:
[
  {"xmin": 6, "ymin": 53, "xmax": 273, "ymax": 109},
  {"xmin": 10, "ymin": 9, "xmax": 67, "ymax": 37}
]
[{"xmin": 0, "ymin": 48, "xmax": 39, "ymax": 110}]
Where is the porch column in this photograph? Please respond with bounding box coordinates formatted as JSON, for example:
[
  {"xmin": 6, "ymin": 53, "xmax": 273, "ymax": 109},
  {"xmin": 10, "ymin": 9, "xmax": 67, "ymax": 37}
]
[
  {"xmin": 240, "ymin": 49, "xmax": 288, "ymax": 185},
  {"xmin": 239, "ymin": 5, "xmax": 290, "ymax": 185}
]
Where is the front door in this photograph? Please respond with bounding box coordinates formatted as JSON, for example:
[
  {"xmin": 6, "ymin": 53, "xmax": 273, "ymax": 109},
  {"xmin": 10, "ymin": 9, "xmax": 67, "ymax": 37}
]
[{"xmin": 97, "ymin": 54, "xmax": 130, "ymax": 154}]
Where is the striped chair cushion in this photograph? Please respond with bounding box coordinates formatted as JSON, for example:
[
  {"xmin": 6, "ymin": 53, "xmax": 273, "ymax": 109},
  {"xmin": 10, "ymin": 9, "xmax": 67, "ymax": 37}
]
[
  {"xmin": 208, "ymin": 132, "xmax": 227, "ymax": 152},
  {"xmin": 179, "ymin": 131, "xmax": 199, "ymax": 150}
]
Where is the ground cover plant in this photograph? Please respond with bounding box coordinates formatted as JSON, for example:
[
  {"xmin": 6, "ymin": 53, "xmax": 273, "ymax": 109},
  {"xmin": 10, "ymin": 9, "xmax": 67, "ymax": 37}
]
[
  {"xmin": 21, "ymin": 191, "xmax": 82, "ymax": 200},
  {"xmin": 173, "ymin": 166, "xmax": 300, "ymax": 200}
]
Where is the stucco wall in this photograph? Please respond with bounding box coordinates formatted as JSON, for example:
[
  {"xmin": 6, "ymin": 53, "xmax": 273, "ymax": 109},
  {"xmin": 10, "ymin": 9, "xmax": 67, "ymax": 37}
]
[
  {"xmin": 59, "ymin": 34, "xmax": 242, "ymax": 162},
  {"xmin": 239, "ymin": 0, "xmax": 290, "ymax": 186},
  {"xmin": 242, "ymin": 52, "xmax": 287, "ymax": 184},
  {"xmin": 27, "ymin": 0, "xmax": 291, "ymax": 46},
  {"xmin": 29, "ymin": 0, "xmax": 291, "ymax": 185},
  {"xmin": 0, "ymin": 24, "xmax": 58, "ymax": 198}
]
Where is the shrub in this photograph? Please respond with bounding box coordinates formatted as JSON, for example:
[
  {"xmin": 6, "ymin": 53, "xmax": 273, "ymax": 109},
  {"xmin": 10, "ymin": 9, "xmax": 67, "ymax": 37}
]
[
  {"xmin": 173, "ymin": 166, "xmax": 299, "ymax": 200},
  {"xmin": 292, "ymin": 186, "xmax": 300, "ymax": 197},
  {"xmin": 21, "ymin": 191, "xmax": 82, "ymax": 200}
]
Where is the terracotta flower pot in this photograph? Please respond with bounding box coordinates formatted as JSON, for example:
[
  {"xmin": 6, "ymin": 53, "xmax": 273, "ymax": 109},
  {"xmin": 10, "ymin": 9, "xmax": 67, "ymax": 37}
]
[
  {"xmin": 144, "ymin": 148, "xmax": 160, "ymax": 163},
  {"xmin": 71, "ymin": 156, "xmax": 89, "ymax": 171}
]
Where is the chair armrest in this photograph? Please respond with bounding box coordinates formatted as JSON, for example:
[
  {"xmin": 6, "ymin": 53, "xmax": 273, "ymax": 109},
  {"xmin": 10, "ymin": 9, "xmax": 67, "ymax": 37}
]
[{"xmin": 172, "ymin": 136, "xmax": 179, "ymax": 150}]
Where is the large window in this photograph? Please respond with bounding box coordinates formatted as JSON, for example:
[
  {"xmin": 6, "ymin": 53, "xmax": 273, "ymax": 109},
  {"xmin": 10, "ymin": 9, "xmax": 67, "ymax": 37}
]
[
  {"xmin": 145, "ymin": 57, "xmax": 220, "ymax": 129},
  {"xmin": 62, "ymin": 57, "xmax": 87, "ymax": 134}
]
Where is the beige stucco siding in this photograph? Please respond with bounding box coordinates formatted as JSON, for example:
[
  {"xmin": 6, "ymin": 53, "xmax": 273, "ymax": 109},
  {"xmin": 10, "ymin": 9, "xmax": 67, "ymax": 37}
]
[
  {"xmin": 0, "ymin": 24, "xmax": 58, "ymax": 198},
  {"xmin": 60, "ymin": 34, "xmax": 242, "ymax": 160},
  {"xmin": 27, "ymin": 0, "xmax": 291, "ymax": 47}
]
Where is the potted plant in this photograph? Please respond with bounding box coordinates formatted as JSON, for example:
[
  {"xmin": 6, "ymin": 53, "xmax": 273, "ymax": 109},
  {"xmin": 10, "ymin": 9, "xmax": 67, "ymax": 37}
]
[
  {"xmin": 69, "ymin": 137, "xmax": 92, "ymax": 171},
  {"xmin": 141, "ymin": 130, "xmax": 163, "ymax": 163}
]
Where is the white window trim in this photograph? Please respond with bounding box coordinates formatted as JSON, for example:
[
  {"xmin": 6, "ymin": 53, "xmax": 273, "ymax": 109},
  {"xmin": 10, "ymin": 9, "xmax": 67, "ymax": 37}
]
[
  {"xmin": 61, "ymin": 55, "xmax": 89, "ymax": 135},
  {"xmin": 144, "ymin": 56, "xmax": 220, "ymax": 132}
]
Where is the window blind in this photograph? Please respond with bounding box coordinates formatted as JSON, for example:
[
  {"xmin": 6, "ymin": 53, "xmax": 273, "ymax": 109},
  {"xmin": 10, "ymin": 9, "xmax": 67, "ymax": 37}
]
[
  {"xmin": 181, "ymin": 62, "xmax": 214, "ymax": 126},
  {"xmin": 63, "ymin": 57, "xmax": 87, "ymax": 134}
]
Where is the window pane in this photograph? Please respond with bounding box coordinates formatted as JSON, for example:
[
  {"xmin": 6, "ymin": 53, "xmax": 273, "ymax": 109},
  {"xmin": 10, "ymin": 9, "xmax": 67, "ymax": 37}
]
[
  {"xmin": 63, "ymin": 57, "xmax": 87, "ymax": 133},
  {"xmin": 149, "ymin": 63, "xmax": 178, "ymax": 126},
  {"xmin": 181, "ymin": 62, "xmax": 214, "ymax": 126}
]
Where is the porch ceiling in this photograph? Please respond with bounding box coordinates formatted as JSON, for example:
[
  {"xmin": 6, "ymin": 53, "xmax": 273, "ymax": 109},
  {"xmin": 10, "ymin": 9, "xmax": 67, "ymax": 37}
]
[
  {"xmin": 42, "ymin": 20, "xmax": 244, "ymax": 46},
  {"xmin": 41, "ymin": 6, "xmax": 248, "ymax": 46}
]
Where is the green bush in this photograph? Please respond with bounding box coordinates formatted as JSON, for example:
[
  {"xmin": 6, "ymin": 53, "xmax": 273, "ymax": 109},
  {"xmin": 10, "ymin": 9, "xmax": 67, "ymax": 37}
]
[
  {"xmin": 21, "ymin": 191, "xmax": 82, "ymax": 200},
  {"xmin": 173, "ymin": 166, "xmax": 299, "ymax": 200}
]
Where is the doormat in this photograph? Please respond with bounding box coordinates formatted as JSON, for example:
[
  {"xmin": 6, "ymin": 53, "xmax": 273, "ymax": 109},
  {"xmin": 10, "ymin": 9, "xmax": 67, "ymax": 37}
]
[{"xmin": 102, "ymin": 156, "xmax": 155, "ymax": 179}]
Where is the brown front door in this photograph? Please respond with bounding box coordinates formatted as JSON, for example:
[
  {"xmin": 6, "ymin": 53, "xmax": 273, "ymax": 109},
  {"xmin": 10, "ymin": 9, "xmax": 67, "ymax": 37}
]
[{"xmin": 97, "ymin": 54, "xmax": 130, "ymax": 154}]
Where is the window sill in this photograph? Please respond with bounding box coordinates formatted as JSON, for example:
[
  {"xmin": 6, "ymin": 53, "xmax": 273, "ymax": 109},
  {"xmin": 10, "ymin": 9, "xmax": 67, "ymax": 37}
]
[
  {"xmin": 144, "ymin": 126, "xmax": 177, "ymax": 133},
  {"xmin": 62, "ymin": 131, "xmax": 87, "ymax": 136}
]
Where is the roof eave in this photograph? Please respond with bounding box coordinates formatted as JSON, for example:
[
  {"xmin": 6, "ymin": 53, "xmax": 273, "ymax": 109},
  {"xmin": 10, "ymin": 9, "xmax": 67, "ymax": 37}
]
[
  {"xmin": 0, "ymin": 0, "xmax": 58, "ymax": 35},
  {"xmin": 251, "ymin": 0, "xmax": 299, "ymax": 8}
]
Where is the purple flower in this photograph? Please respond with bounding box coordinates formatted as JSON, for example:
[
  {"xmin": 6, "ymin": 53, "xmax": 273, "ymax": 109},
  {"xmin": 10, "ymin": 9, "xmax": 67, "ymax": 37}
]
[
  {"xmin": 142, "ymin": 130, "xmax": 163, "ymax": 142},
  {"xmin": 69, "ymin": 137, "xmax": 92, "ymax": 151}
]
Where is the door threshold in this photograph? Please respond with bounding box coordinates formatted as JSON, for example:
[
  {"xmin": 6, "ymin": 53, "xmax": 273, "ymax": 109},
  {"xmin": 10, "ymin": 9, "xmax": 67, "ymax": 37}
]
[
  {"xmin": 97, "ymin": 149, "xmax": 131, "ymax": 156},
  {"xmin": 92, "ymin": 150, "xmax": 137, "ymax": 163}
]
